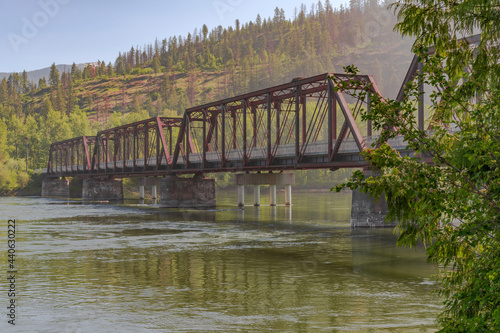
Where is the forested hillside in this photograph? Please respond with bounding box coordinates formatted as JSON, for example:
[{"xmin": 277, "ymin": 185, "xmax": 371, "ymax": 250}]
[{"xmin": 0, "ymin": 0, "xmax": 413, "ymax": 193}]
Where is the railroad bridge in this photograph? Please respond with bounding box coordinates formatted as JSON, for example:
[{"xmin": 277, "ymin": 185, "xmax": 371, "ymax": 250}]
[{"xmin": 42, "ymin": 55, "xmax": 430, "ymax": 227}]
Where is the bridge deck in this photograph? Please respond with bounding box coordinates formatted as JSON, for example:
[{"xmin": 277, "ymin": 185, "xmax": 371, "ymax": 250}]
[{"xmin": 48, "ymin": 136, "xmax": 411, "ymax": 178}]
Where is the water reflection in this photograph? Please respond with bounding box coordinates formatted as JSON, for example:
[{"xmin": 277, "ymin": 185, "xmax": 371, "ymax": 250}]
[{"xmin": 0, "ymin": 193, "xmax": 440, "ymax": 332}]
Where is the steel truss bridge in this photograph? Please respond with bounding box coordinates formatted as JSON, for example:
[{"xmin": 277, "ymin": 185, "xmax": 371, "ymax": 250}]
[{"xmin": 46, "ymin": 68, "xmax": 427, "ymax": 178}]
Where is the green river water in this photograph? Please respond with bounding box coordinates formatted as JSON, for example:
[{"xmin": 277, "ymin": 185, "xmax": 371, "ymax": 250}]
[{"xmin": 0, "ymin": 191, "xmax": 441, "ymax": 332}]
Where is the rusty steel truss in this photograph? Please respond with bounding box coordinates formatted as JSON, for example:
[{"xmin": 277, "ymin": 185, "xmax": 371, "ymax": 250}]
[{"xmin": 47, "ymin": 73, "xmax": 405, "ymax": 178}]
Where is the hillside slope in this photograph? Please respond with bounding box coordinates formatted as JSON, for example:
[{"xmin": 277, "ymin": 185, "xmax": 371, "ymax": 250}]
[{"xmin": 0, "ymin": 1, "xmax": 414, "ymax": 191}]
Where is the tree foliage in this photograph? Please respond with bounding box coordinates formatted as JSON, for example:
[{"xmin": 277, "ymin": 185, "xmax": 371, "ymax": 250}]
[{"xmin": 334, "ymin": 1, "xmax": 500, "ymax": 331}]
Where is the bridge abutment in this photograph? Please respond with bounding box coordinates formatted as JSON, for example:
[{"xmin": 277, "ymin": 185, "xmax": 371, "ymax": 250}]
[
  {"xmin": 235, "ymin": 173, "xmax": 295, "ymax": 207},
  {"xmin": 82, "ymin": 178, "xmax": 124, "ymax": 201},
  {"xmin": 350, "ymin": 170, "xmax": 396, "ymax": 227},
  {"xmin": 42, "ymin": 178, "xmax": 69, "ymax": 198},
  {"xmin": 159, "ymin": 174, "xmax": 216, "ymax": 208}
]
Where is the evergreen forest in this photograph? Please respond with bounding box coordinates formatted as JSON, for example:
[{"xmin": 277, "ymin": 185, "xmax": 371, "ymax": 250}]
[{"xmin": 0, "ymin": 0, "xmax": 413, "ymax": 193}]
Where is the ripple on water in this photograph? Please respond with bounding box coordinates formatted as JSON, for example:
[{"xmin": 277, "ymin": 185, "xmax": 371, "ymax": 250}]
[{"xmin": 0, "ymin": 194, "xmax": 441, "ymax": 332}]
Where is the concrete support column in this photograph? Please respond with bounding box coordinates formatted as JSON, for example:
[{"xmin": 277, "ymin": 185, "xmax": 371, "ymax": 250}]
[
  {"xmin": 42, "ymin": 178, "xmax": 70, "ymax": 198},
  {"xmin": 238, "ymin": 185, "xmax": 245, "ymax": 206},
  {"xmin": 160, "ymin": 174, "xmax": 215, "ymax": 208},
  {"xmin": 82, "ymin": 179, "xmax": 124, "ymax": 201},
  {"xmin": 350, "ymin": 169, "xmax": 395, "ymax": 227},
  {"xmin": 139, "ymin": 186, "xmax": 145, "ymax": 199},
  {"xmin": 253, "ymin": 185, "xmax": 261, "ymax": 206},
  {"xmin": 235, "ymin": 172, "xmax": 295, "ymax": 208},
  {"xmin": 285, "ymin": 184, "xmax": 292, "ymax": 206},
  {"xmin": 270, "ymin": 185, "xmax": 277, "ymax": 206},
  {"xmin": 152, "ymin": 186, "xmax": 157, "ymax": 199}
]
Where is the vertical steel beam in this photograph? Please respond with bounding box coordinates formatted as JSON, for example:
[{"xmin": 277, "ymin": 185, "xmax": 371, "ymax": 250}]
[
  {"xmin": 185, "ymin": 114, "xmax": 190, "ymax": 168},
  {"xmin": 82, "ymin": 137, "xmax": 89, "ymax": 172},
  {"xmin": 145, "ymin": 124, "xmax": 149, "ymax": 168},
  {"xmin": 123, "ymin": 129, "xmax": 127, "ymax": 170},
  {"xmin": 214, "ymin": 116, "xmax": 218, "ymax": 151},
  {"xmin": 66, "ymin": 145, "xmax": 70, "ymax": 173},
  {"xmin": 169, "ymin": 126, "xmax": 172, "ymax": 156},
  {"xmin": 275, "ymin": 102, "xmax": 281, "ymax": 146},
  {"xmin": 267, "ymin": 93, "xmax": 272, "ymax": 165},
  {"xmin": 232, "ymin": 110, "xmax": 237, "ymax": 149},
  {"xmin": 295, "ymin": 86, "xmax": 300, "ymax": 161},
  {"xmin": 156, "ymin": 124, "xmax": 160, "ymax": 169},
  {"xmin": 242, "ymin": 100, "xmax": 247, "ymax": 165},
  {"xmin": 113, "ymin": 133, "xmax": 118, "ymax": 173},
  {"xmin": 105, "ymin": 132, "xmax": 109, "ymax": 174},
  {"xmin": 97, "ymin": 137, "xmax": 101, "ymax": 173},
  {"xmin": 133, "ymin": 125, "xmax": 137, "ymax": 171},
  {"xmin": 302, "ymin": 96, "xmax": 307, "ymax": 143},
  {"xmin": 221, "ymin": 104, "xmax": 226, "ymax": 167},
  {"xmin": 76, "ymin": 138, "xmax": 79, "ymax": 172},
  {"xmin": 202, "ymin": 109, "xmax": 207, "ymax": 170},
  {"xmin": 252, "ymin": 105, "xmax": 257, "ymax": 148},
  {"xmin": 59, "ymin": 145, "xmax": 63, "ymax": 174},
  {"xmin": 328, "ymin": 81, "xmax": 333, "ymax": 160}
]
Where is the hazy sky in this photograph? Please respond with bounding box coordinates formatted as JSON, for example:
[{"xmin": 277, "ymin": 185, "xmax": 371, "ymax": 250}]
[{"xmin": 0, "ymin": 0, "xmax": 346, "ymax": 72}]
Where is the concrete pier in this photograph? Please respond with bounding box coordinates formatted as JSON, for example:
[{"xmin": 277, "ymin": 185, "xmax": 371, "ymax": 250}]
[
  {"xmin": 270, "ymin": 185, "xmax": 277, "ymax": 206},
  {"xmin": 41, "ymin": 178, "xmax": 69, "ymax": 198},
  {"xmin": 235, "ymin": 173, "xmax": 295, "ymax": 207},
  {"xmin": 160, "ymin": 174, "xmax": 215, "ymax": 208},
  {"xmin": 350, "ymin": 170, "xmax": 395, "ymax": 227},
  {"xmin": 82, "ymin": 178, "xmax": 124, "ymax": 201},
  {"xmin": 253, "ymin": 185, "xmax": 261, "ymax": 206},
  {"xmin": 135, "ymin": 178, "xmax": 161, "ymax": 200},
  {"xmin": 285, "ymin": 184, "xmax": 292, "ymax": 206},
  {"xmin": 238, "ymin": 185, "xmax": 245, "ymax": 206}
]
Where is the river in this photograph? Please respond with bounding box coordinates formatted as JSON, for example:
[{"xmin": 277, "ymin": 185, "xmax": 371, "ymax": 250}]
[{"xmin": 0, "ymin": 191, "xmax": 441, "ymax": 332}]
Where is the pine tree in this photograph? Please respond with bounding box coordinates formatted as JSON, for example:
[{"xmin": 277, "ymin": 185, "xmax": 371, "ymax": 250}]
[
  {"xmin": 21, "ymin": 70, "xmax": 28, "ymax": 93},
  {"xmin": 40, "ymin": 98, "xmax": 54, "ymax": 118},
  {"xmin": 38, "ymin": 77, "xmax": 47, "ymax": 90},
  {"xmin": 152, "ymin": 56, "xmax": 161, "ymax": 75},
  {"xmin": 107, "ymin": 62, "xmax": 114, "ymax": 77},
  {"xmin": 99, "ymin": 61, "xmax": 107, "ymax": 77},
  {"xmin": 202, "ymin": 24, "xmax": 209, "ymax": 41},
  {"xmin": 49, "ymin": 63, "xmax": 60, "ymax": 87},
  {"xmin": 71, "ymin": 62, "xmax": 78, "ymax": 78},
  {"xmin": 115, "ymin": 53, "xmax": 125, "ymax": 75}
]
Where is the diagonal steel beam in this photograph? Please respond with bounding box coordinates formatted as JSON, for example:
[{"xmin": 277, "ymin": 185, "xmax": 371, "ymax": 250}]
[
  {"xmin": 329, "ymin": 79, "xmax": 366, "ymax": 153},
  {"xmin": 156, "ymin": 117, "xmax": 171, "ymax": 167}
]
